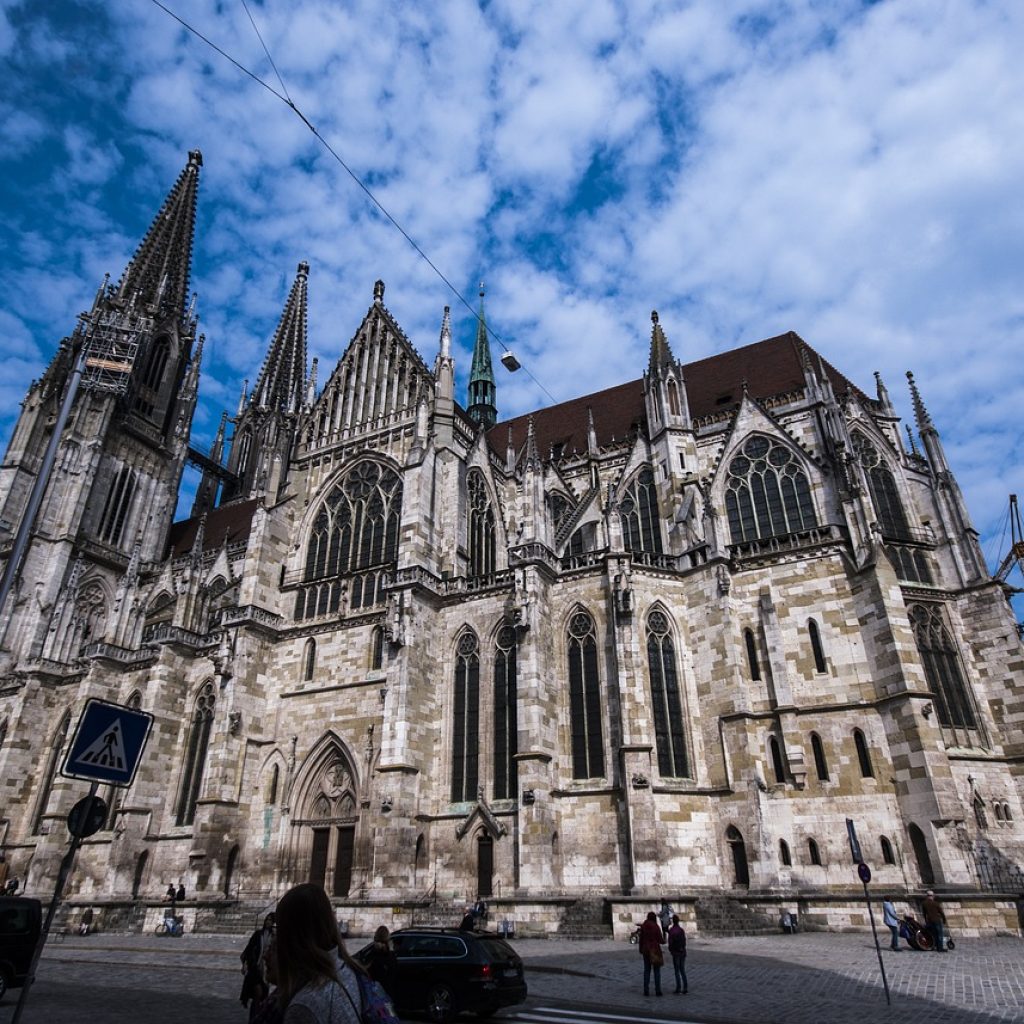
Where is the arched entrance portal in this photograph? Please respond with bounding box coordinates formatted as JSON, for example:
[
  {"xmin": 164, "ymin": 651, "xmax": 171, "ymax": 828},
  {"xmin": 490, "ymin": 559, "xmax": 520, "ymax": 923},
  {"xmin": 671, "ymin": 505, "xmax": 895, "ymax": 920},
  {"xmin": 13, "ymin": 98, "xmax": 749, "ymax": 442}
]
[
  {"xmin": 907, "ymin": 823, "xmax": 935, "ymax": 885},
  {"xmin": 726, "ymin": 825, "xmax": 750, "ymax": 887},
  {"xmin": 295, "ymin": 746, "xmax": 359, "ymax": 897},
  {"xmin": 477, "ymin": 832, "xmax": 494, "ymax": 897}
]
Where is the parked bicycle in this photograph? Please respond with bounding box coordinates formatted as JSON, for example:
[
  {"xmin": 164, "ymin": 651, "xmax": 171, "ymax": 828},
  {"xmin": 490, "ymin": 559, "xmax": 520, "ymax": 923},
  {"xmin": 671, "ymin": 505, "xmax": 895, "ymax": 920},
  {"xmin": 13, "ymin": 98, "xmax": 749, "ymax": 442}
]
[{"xmin": 155, "ymin": 914, "xmax": 184, "ymax": 937}]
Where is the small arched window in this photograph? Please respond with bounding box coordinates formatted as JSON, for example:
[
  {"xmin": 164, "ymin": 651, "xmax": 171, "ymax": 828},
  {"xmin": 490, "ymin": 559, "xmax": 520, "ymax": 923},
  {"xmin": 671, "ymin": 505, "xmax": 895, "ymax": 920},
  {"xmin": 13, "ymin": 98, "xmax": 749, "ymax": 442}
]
[
  {"xmin": 779, "ymin": 839, "xmax": 792, "ymax": 866},
  {"xmin": 370, "ymin": 626, "xmax": 384, "ymax": 671},
  {"xmin": 744, "ymin": 629, "xmax": 761, "ymax": 681},
  {"xmin": 1003, "ymin": 802, "xmax": 1014, "ymax": 822},
  {"xmin": 994, "ymin": 803, "xmax": 1005, "ymax": 822},
  {"xmin": 854, "ymin": 729, "xmax": 874, "ymax": 779},
  {"xmin": 667, "ymin": 379, "xmax": 681, "ymax": 417},
  {"xmin": 972, "ymin": 794, "xmax": 987, "ymax": 829},
  {"xmin": 769, "ymin": 735, "xmax": 786, "ymax": 784},
  {"xmin": 302, "ymin": 638, "xmax": 316, "ymax": 681},
  {"xmin": 808, "ymin": 837, "xmax": 822, "ymax": 866},
  {"xmin": 0, "ymin": 717, "xmax": 6, "ymax": 751},
  {"xmin": 808, "ymin": 619, "xmax": 826, "ymax": 674},
  {"xmin": 811, "ymin": 733, "xmax": 829, "ymax": 782},
  {"xmin": 176, "ymin": 681, "xmax": 216, "ymax": 826},
  {"xmin": 725, "ymin": 435, "xmax": 817, "ymax": 544},
  {"xmin": 880, "ymin": 835, "xmax": 895, "ymax": 864},
  {"xmin": 267, "ymin": 764, "xmax": 279, "ymax": 806}
]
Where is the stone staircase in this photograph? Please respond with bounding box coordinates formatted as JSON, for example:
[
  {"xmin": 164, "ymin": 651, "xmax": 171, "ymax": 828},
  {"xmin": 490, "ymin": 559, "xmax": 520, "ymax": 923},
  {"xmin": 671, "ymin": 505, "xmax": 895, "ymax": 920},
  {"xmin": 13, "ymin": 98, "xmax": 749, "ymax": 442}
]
[{"xmin": 695, "ymin": 893, "xmax": 779, "ymax": 937}]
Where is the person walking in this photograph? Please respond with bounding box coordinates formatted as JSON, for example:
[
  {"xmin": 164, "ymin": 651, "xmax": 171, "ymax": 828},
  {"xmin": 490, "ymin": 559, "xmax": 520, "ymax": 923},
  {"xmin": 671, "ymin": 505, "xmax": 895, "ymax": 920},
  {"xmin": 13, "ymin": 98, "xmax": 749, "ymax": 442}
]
[
  {"xmin": 79, "ymin": 906, "xmax": 94, "ymax": 936},
  {"xmin": 638, "ymin": 911, "xmax": 665, "ymax": 997},
  {"xmin": 921, "ymin": 891, "xmax": 946, "ymax": 952},
  {"xmin": 459, "ymin": 906, "xmax": 476, "ymax": 931},
  {"xmin": 658, "ymin": 899, "xmax": 673, "ymax": 936},
  {"xmin": 882, "ymin": 899, "xmax": 900, "ymax": 951},
  {"xmin": 240, "ymin": 913, "xmax": 276, "ymax": 1020},
  {"xmin": 274, "ymin": 883, "xmax": 363, "ymax": 1023},
  {"xmin": 667, "ymin": 914, "xmax": 688, "ymax": 994},
  {"xmin": 366, "ymin": 925, "xmax": 398, "ymax": 997}
]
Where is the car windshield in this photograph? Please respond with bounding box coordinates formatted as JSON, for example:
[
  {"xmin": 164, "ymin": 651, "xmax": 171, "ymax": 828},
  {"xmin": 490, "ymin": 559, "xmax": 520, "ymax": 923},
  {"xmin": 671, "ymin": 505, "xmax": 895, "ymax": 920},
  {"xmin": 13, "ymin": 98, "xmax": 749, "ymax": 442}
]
[{"xmin": 0, "ymin": 905, "xmax": 33, "ymax": 935}]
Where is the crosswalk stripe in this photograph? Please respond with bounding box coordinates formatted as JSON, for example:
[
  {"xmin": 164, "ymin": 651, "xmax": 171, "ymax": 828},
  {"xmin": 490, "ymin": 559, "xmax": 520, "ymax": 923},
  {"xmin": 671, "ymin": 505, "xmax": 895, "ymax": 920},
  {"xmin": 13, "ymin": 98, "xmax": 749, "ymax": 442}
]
[{"xmin": 513, "ymin": 1008, "xmax": 702, "ymax": 1024}]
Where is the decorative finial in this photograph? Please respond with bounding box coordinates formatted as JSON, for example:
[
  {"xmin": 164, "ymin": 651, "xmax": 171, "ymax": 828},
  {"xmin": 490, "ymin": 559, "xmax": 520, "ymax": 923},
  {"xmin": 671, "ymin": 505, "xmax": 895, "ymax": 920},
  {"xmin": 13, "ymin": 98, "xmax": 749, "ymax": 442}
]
[
  {"xmin": 188, "ymin": 149, "xmax": 203, "ymax": 167},
  {"xmin": 651, "ymin": 310, "xmax": 659, "ymax": 324},
  {"xmin": 373, "ymin": 280, "xmax": 385, "ymax": 304},
  {"xmin": 479, "ymin": 282, "xmax": 485, "ymax": 299},
  {"xmin": 297, "ymin": 261, "xmax": 309, "ymax": 277}
]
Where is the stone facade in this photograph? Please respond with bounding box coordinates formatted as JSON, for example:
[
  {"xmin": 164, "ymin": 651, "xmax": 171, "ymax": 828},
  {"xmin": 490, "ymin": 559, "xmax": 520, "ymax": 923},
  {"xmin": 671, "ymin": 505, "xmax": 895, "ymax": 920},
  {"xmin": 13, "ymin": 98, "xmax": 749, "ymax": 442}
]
[{"xmin": 1, "ymin": 152, "xmax": 1022, "ymax": 935}]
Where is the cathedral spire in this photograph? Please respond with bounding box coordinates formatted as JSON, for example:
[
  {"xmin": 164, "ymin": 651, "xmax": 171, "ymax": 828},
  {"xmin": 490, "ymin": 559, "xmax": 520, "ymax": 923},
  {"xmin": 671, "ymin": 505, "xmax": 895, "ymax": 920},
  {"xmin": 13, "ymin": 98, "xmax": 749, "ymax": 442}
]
[
  {"xmin": 115, "ymin": 150, "xmax": 202, "ymax": 327},
  {"xmin": 648, "ymin": 310, "xmax": 677, "ymax": 373},
  {"xmin": 906, "ymin": 370, "xmax": 934, "ymax": 435},
  {"xmin": 467, "ymin": 284, "xmax": 497, "ymax": 429},
  {"xmin": 252, "ymin": 262, "xmax": 309, "ymax": 413}
]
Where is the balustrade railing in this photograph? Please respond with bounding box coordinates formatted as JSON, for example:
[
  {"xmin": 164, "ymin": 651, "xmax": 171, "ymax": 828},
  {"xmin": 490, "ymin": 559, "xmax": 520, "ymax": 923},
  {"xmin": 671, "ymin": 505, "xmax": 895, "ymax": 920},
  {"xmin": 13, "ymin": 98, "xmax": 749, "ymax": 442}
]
[
  {"xmin": 141, "ymin": 622, "xmax": 210, "ymax": 648},
  {"xmin": 728, "ymin": 523, "xmax": 847, "ymax": 560},
  {"xmin": 82, "ymin": 641, "xmax": 158, "ymax": 665}
]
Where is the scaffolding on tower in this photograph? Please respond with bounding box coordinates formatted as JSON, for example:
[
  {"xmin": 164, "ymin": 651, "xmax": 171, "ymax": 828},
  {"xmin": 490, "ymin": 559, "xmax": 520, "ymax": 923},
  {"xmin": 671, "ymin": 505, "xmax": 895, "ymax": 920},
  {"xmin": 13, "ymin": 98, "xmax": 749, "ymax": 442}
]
[{"xmin": 73, "ymin": 305, "xmax": 151, "ymax": 395}]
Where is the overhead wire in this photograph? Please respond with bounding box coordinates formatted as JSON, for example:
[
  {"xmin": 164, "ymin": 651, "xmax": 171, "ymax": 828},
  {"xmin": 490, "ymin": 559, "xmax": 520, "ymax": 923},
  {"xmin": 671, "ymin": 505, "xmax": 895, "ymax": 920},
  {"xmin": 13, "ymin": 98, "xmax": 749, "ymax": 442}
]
[{"xmin": 149, "ymin": 0, "xmax": 560, "ymax": 407}]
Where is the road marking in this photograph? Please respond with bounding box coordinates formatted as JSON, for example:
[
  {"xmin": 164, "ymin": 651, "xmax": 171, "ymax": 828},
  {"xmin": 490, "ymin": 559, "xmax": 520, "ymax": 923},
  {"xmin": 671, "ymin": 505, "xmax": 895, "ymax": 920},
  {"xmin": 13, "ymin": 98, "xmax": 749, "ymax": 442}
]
[{"xmin": 515, "ymin": 1008, "xmax": 702, "ymax": 1024}]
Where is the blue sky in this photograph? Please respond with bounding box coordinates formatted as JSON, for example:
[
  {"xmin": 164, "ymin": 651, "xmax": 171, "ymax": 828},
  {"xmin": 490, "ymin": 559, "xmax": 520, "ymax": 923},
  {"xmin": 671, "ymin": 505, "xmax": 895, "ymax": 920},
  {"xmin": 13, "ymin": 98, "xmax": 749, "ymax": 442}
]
[{"xmin": 0, "ymin": 0, "xmax": 1022, "ymax": 591}]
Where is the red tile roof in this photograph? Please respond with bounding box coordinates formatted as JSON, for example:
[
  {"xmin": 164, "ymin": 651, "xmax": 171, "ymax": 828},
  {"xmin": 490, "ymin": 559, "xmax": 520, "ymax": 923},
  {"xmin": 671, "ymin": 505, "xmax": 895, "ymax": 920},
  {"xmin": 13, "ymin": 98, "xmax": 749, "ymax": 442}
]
[
  {"xmin": 168, "ymin": 497, "xmax": 261, "ymax": 558},
  {"xmin": 488, "ymin": 331, "xmax": 859, "ymax": 460}
]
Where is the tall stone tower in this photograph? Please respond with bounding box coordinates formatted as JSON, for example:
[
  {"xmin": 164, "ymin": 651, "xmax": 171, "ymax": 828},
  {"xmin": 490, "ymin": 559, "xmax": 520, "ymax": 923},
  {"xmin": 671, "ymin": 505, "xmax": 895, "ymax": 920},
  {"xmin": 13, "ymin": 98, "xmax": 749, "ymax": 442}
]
[{"xmin": 0, "ymin": 150, "xmax": 203, "ymax": 670}]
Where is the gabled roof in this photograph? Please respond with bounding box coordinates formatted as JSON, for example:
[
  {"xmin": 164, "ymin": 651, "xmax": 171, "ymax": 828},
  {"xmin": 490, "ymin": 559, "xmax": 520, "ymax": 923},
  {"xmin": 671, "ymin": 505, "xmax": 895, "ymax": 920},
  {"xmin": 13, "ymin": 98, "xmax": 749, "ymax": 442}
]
[
  {"xmin": 489, "ymin": 331, "xmax": 859, "ymax": 460},
  {"xmin": 168, "ymin": 497, "xmax": 260, "ymax": 558}
]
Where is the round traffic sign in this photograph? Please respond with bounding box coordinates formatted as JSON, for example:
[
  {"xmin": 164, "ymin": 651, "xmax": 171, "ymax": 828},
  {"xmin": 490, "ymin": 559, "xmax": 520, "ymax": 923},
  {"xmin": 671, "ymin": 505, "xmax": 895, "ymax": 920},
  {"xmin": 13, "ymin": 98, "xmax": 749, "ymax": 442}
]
[
  {"xmin": 67, "ymin": 795, "xmax": 108, "ymax": 839},
  {"xmin": 857, "ymin": 861, "xmax": 871, "ymax": 884}
]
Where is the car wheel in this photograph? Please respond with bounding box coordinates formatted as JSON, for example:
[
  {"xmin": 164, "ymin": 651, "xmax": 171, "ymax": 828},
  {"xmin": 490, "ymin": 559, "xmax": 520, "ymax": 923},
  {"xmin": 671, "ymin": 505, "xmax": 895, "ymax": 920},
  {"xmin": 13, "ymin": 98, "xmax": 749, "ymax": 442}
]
[{"xmin": 427, "ymin": 982, "xmax": 456, "ymax": 1023}]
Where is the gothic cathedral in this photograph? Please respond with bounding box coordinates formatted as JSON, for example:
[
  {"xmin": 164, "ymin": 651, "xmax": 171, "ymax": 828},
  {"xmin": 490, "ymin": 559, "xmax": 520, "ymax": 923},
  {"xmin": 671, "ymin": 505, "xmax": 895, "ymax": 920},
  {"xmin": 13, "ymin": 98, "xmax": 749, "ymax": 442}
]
[{"xmin": 1, "ymin": 152, "xmax": 1021, "ymax": 936}]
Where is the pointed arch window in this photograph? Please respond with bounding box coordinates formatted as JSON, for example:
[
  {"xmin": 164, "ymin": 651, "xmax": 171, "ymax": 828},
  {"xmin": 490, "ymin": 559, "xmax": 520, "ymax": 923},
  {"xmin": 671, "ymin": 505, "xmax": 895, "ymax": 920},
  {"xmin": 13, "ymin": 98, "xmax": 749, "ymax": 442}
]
[
  {"xmin": 298, "ymin": 460, "xmax": 402, "ymax": 617},
  {"xmin": 467, "ymin": 470, "xmax": 496, "ymax": 578},
  {"xmin": 810, "ymin": 732, "xmax": 829, "ymax": 782},
  {"xmin": 808, "ymin": 837, "xmax": 823, "ymax": 866},
  {"xmin": 451, "ymin": 631, "xmax": 480, "ymax": 803},
  {"xmin": 808, "ymin": 619, "xmax": 826, "ymax": 674},
  {"xmin": 176, "ymin": 681, "xmax": 216, "ymax": 826},
  {"xmin": 646, "ymin": 610, "xmax": 689, "ymax": 778},
  {"xmin": 667, "ymin": 379, "xmax": 681, "ymax": 417},
  {"xmin": 98, "ymin": 465, "xmax": 136, "ymax": 545},
  {"xmin": 880, "ymin": 835, "xmax": 896, "ymax": 864},
  {"xmin": 769, "ymin": 734, "xmax": 787, "ymax": 784},
  {"xmin": 620, "ymin": 467, "xmax": 662, "ymax": 555},
  {"xmin": 0, "ymin": 717, "xmax": 7, "ymax": 751},
  {"xmin": 744, "ymin": 629, "xmax": 761, "ymax": 681},
  {"xmin": 908, "ymin": 604, "xmax": 976, "ymax": 729},
  {"xmin": 853, "ymin": 434, "xmax": 910, "ymax": 540},
  {"xmin": 370, "ymin": 625, "xmax": 384, "ymax": 671},
  {"xmin": 267, "ymin": 764, "xmax": 279, "ymax": 806},
  {"xmin": 493, "ymin": 625, "xmax": 518, "ymax": 800},
  {"xmin": 142, "ymin": 335, "xmax": 171, "ymax": 392},
  {"xmin": 725, "ymin": 435, "xmax": 817, "ymax": 544},
  {"xmin": 854, "ymin": 729, "xmax": 874, "ymax": 779},
  {"xmin": 32, "ymin": 713, "xmax": 71, "ymax": 834},
  {"xmin": 235, "ymin": 431, "xmax": 253, "ymax": 477},
  {"xmin": 302, "ymin": 638, "xmax": 316, "ymax": 681},
  {"xmin": 567, "ymin": 610, "xmax": 604, "ymax": 779},
  {"xmin": 779, "ymin": 839, "xmax": 792, "ymax": 866}
]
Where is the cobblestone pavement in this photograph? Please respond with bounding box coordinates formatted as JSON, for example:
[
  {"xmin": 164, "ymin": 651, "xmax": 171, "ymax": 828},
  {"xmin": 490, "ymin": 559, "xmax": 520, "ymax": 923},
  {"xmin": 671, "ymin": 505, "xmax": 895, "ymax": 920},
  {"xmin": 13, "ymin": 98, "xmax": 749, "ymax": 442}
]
[{"xmin": 0, "ymin": 931, "xmax": 1019, "ymax": 1024}]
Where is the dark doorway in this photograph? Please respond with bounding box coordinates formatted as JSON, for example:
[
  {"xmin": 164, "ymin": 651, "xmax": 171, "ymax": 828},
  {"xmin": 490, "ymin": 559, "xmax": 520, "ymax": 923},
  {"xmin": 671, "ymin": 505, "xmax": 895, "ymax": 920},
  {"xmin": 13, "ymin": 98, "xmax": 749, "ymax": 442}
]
[
  {"xmin": 726, "ymin": 825, "xmax": 749, "ymax": 887},
  {"xmin": 908, "ymin": 823, "xmax": 935, "ymax": 885},
  {"xmin": 333, "ymin": 826, "xmax": 354, "ymax": 897},
  {"xmin": 477, "ymin": 833, "xmax": 494, "ymax": 897},
  {"xmin": 309, "ymin": 828, "xmax": 330, "ymax": 887}
]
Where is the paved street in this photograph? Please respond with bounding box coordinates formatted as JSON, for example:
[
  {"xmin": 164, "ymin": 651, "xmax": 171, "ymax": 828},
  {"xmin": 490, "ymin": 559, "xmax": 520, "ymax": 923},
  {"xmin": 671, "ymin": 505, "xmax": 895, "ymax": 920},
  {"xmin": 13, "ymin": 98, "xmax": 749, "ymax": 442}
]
[{"xmin": 0, "ymin": 930, "xmax": 1020, "ymax": 1023}]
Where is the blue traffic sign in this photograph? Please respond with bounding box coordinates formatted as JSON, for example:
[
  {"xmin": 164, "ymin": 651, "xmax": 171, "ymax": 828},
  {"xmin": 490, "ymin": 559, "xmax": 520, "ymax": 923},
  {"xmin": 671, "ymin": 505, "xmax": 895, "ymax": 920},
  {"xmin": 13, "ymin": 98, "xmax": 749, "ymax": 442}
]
[{"xmin": 61, "ymin": 699, "xmax": 153, "ymax": 786}]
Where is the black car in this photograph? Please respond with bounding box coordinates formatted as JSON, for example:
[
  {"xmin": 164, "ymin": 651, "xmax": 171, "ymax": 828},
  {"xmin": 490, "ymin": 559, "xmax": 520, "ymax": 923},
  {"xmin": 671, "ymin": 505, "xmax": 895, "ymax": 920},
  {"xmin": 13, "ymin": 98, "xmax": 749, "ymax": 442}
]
[
  {"xmin": 356, "ymin": 927, "xmax": 527, "ymax": 1022},
  {"xmin": 0, "ymin": 897, "xmax": 42, "ymax": 1001}
]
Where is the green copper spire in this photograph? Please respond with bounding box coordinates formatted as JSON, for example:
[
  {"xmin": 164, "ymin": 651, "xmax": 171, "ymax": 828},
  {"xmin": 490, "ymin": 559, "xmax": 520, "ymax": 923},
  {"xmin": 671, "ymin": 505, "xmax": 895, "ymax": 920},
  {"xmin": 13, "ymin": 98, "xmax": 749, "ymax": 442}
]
[{"xmin": 467, "ymin": 283, "xmax": 497, "ymax": 429}]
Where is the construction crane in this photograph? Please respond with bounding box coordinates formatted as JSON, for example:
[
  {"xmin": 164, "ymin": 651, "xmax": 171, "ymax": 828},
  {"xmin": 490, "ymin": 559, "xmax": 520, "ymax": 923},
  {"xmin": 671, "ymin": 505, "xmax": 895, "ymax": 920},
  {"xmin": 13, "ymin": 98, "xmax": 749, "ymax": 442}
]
[{"xmin": 995, "ymin": 494, "xmax": 1024, "ymax": 585}]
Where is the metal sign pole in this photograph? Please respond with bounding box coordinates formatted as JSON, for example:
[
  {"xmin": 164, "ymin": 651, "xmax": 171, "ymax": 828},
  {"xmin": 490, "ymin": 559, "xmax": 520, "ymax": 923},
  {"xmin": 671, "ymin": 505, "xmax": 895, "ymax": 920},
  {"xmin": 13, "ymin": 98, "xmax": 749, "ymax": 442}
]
[
  {"xmin": 862, "ymin": 874, "xmax": 892, "ymax": 1007},
  {"xmin": 11, "ymin": 782, "xmax": 99, "ymax": 1024}
]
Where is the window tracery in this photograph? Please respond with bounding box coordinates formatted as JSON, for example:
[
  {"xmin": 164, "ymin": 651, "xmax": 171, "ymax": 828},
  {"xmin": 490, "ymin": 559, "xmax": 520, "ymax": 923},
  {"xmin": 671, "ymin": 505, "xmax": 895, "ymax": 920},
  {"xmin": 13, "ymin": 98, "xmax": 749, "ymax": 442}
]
[
  {"xmin": 646, "ymin": 610, "xmax": 689, "ymax": 778},
  {"xmin": 619, "ymin": 467, "xmax": 662, "ymax": 554},
  {"xmin": 451, "ymin": 631, "xmax": 480, "ymax": 802},
  {"xmin": 468, "ymin": 470, "xmax": 496, "ymax": 578},
  {"xmin": 908, "ymin": 604, "xmax": 976, "ymax": 729},
  {"xmin": 725, "ymin": 435, "xmax": 817, "ymax": 543},
  {"xmin": 176, "ymin": 681, "xmax": 216, "ymax": 826},
  {"xmin": 567, "ymin": 611, "xmax": 604, "ymax": 779}
]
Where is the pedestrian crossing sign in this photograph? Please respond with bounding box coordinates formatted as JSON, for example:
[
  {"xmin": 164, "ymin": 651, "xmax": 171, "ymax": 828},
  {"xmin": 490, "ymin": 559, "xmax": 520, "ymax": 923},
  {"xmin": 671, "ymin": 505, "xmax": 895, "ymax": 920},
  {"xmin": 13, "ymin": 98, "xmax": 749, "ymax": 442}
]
[{"xmin": 62, "ymin": 698, "xmax": 154, "ymax": 786}]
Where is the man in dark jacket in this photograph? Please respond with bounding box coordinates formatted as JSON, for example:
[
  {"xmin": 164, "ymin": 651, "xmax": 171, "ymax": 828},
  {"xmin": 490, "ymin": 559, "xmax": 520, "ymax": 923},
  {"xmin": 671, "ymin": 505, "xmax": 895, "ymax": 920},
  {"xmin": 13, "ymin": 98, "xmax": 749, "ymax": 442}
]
[
  {"xmin": 667, "ymin": 914, "xmax": 688, "ymax": 994},
  {"xmin": 921, "ymin": 891, "xmax": 946, "ymax": 951}
]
